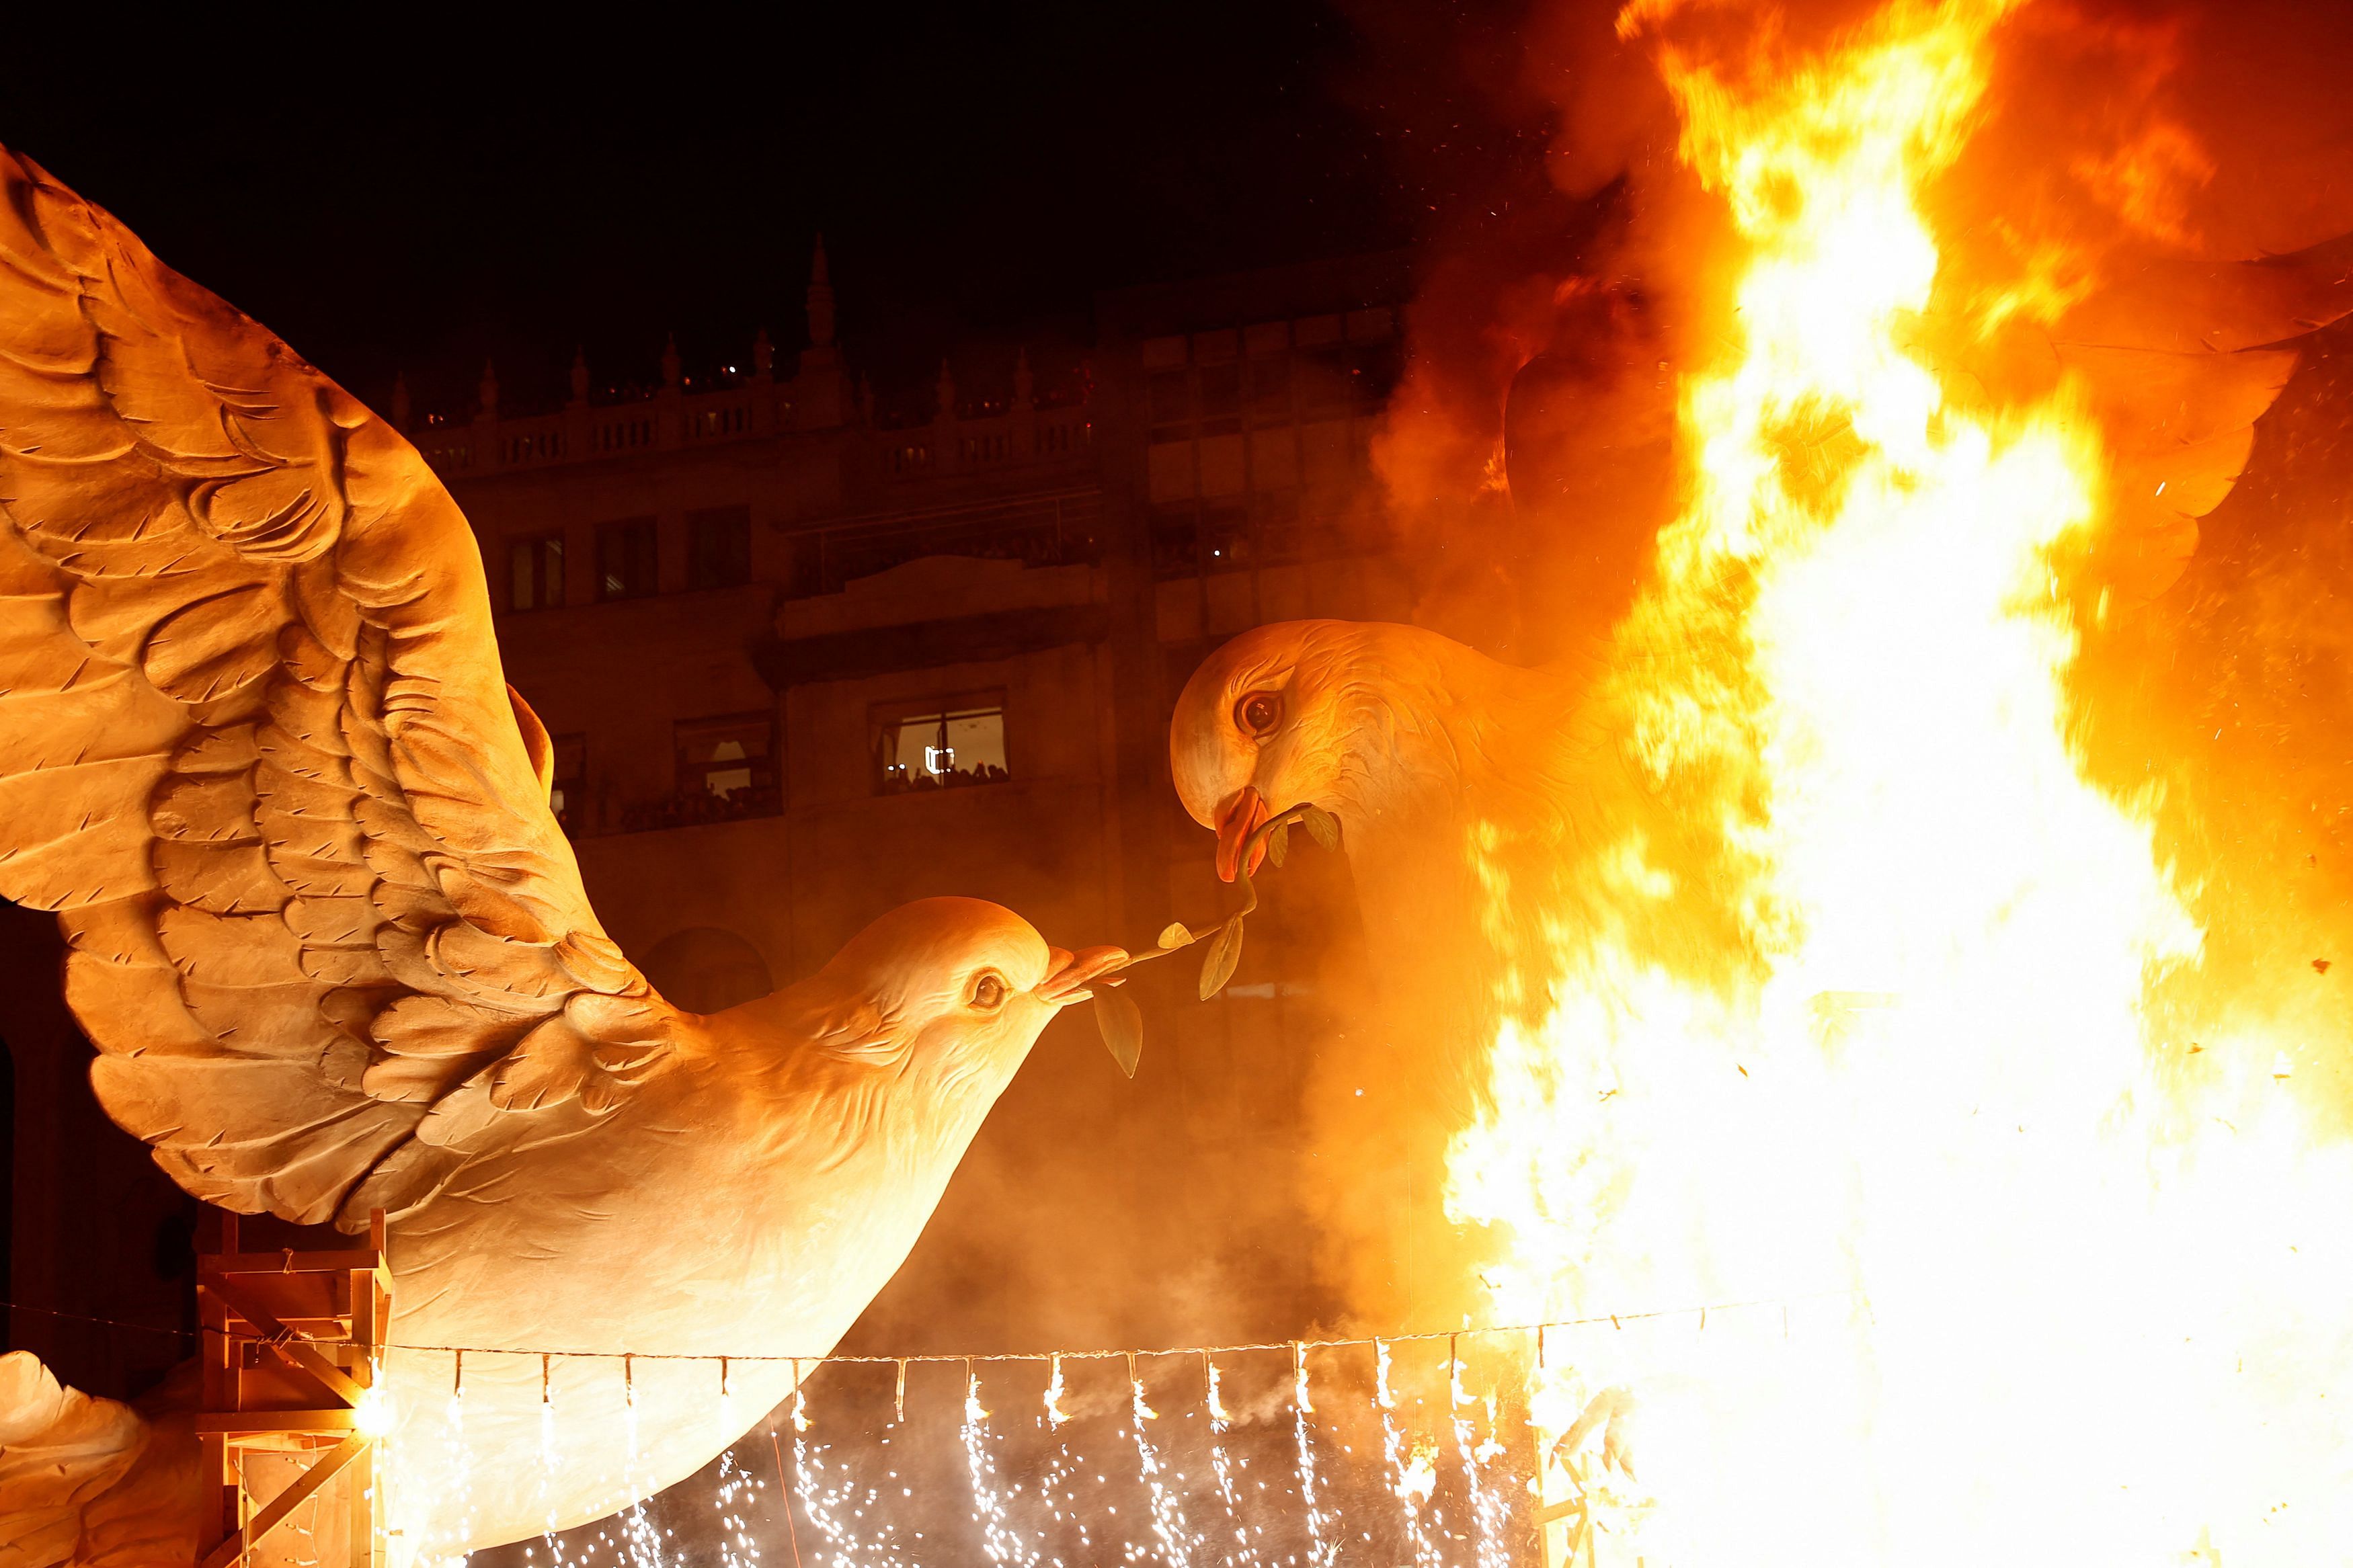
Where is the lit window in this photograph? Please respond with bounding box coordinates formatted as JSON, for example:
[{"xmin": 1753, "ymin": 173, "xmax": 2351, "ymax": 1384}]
[
  {"xmin": 688, "ymin": 505, "xmax": 752, "ymax": 590},
  {"xmin": 871, "ymin": 698, "xmax": 1009, "ymax": 795},
  {"xmin": 509, "ymin": 531, "xmax": 565, "ymax": 612},
  {"xmin": 676, "ymin": 713, "xmax": 776, "ymax": 802},
  {"xmin": 598, "ymin": 517, "xmax": 660, "ymax": 600},
  {"xmin": 550, "ymin": 734, "xmax": 587, "ymax": 835}
]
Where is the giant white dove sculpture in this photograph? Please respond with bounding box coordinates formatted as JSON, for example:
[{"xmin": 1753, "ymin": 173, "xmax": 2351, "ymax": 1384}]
[{"xmin": 0, "ymin": 147, "xmax": 1124, "ymax": 1567}]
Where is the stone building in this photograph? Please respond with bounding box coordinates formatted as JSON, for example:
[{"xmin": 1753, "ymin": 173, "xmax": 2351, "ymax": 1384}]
[{"xmin": 1, "ymin": 244, "xmax": 1417, "ymax": 1397}]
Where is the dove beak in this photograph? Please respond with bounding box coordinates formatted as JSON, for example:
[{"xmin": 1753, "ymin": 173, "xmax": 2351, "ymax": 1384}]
[
  {"xmin": 1214, "ymin": 786, "xmax": 1270, "ymax": 883},
  {"xmin": 1038, "ymin": 944, "xmax": 1129, "ymax": 1005}
]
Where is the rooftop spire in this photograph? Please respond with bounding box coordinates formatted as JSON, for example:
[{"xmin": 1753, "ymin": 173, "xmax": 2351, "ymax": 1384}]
[{"xmin": 806, "ymin": 235, "xmax": 835, "ymax": 350}]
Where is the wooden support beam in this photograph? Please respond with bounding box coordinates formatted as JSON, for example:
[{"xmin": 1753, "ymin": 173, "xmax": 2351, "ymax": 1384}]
[
  {"xmin": 196, "ymin": 1411, "xmax": 362, "ymax": 1436},
  {"xmin": 200, "ymin": 1276, "xmax": 370, "ymax": 1408},
  {"xmin": 197, "ymin": 1434, "xmax": 370, "ymax": 1568}
]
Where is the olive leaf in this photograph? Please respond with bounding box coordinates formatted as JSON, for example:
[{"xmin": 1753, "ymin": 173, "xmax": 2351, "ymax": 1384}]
[
  {"xmin": 1157, "ymin": 921, "xmax": 1193, "ymax": 950},
  {"xmin": 1300, "ymin": 804, "xmax": 1342, "ymax": 852},
  {"xmin": 1197, "ymin": 914, "xmax": 1246, "ymax": 1000},
  {"xmin": 1265, "ymin": 821, "xmax": 1291, "ymax": 869},
  {"xmin": 1094, "ymin": 987, "xmax": 1144, "ymax": 1078}
]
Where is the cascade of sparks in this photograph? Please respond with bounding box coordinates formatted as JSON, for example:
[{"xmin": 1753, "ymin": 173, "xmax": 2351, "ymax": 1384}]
[
  {"xmin": 707, "ymin": 1450, "xmax": 763, "ymax": 1568},
  {"xmin": 1126, "ymin": 1364, "xmax": 1194, "ymax": 1568},
  {"xmin": 1446, "ymin": 0, "xmax": 2353, "ymax": 1563},
  {"xmin": 1201, "ymin": 1360, "xmax": 1264, "ymax": 1568},
  {"xmin": 1289, "ymin": 1347, "xmax": 1334, "ymax": 1568},
  {"xmin": 1374, "ymin": 1342, "xmax": 1443, "ymax": 1568},
  {"xmin": 960, "ymin": 1373, "xmax": 1043, "ymax": 1568},
  {"xmin": 463, "ymin": 1337, "xmax": 1544, "ymax": 1568},
  {"xmin": 1448, "ymin": 1372, "xmax": 1510, "ymax": 1568}
]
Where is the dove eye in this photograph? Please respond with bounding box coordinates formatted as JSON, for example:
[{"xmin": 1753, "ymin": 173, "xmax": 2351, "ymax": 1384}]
[
  {"xmin": 1234, "ymin": 691, "xmax": 1282, "ymax": 739},
  {"xmin": 969, "ymin": 973, "xmax": 1008, "ymax": 1012}
]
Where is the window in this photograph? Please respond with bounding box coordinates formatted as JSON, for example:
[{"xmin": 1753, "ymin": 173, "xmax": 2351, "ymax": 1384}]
[
  {"xmin": 549, "ymin": 734, "xmax": 587, "ymax": 836},
  {"xmin": 1196, "ymin": 362, "xmax": 1242, "ymax": 432},
  {"xmin": 676, "ymin": 713, "xmax": 777, "ymax": 803},
  {"xmin": 597, "ymin": 517, "xmax": 660, "ymax": 600},
  {"xmin": 1148, "ymin": 370, "xmax": 1191, "ymax": 428},
  {"xmin": 1247, "ymin": 355, "xmax": 1291, "ymax": 423},
  {"xmin": 871, "ymin": 696, "xmax": 1009, "ymax": 794},
  {"xmin": 687, "ymin": 505, "xmax": 752, "ymax": 591},
  {"xmin": 509, "ymin": 532, "xmax": 565, "ymax": 612}
]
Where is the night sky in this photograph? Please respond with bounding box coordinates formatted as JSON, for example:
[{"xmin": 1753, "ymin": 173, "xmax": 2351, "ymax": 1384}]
[{"xmin": 0, "ymin": 4, "xmax": 1554, "ymax": 422}]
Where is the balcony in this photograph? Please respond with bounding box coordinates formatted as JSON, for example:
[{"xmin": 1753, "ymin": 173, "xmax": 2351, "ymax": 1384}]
[
  {"xmin": 782, "ymin": 487, "xmax": 1104, "ymax": 598},
  {"xmin": 415, "ymin": 382, "xmax": 797, "ymax": 477}
]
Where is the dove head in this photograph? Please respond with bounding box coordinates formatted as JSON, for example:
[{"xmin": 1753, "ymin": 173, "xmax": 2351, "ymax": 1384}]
[
  {"xmin": 1170, "ymin": 620, "xmax": 1460, "ymax": 881},
  {"xmin": 796, "ymin": 897, "xmax": 1123, "ymax": 1100}
]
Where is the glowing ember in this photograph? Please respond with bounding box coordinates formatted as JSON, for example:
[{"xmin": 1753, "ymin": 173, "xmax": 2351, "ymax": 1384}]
[{"xmin": 1447, "ymin": 0, "xmax": 2353, "ymax": 1563}]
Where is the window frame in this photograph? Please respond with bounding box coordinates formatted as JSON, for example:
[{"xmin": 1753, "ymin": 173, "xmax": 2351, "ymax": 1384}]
[
  {"xmin": 869, "ymin": 690, "xmax": 1012, "ymax": 796},
  {"xmin": 673, "ymin": 711, "xmax": 779, "ymax": 803},
  {"xmin": 686, "ymin": 505, "xmax": 753, "ymax": 591},
  {"xmin": 596, "ymin": 515, "xmax": 661, "ymax": 602},
  {"xmin": 508, "ymin": 530, "xmax": 566, "ymax": 612}
]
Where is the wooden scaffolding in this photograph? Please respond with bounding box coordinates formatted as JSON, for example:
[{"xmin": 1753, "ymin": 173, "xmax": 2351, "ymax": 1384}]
[{"xmin": 195, "ymin": 1210, "xmax": 391, "ymax": 1568}]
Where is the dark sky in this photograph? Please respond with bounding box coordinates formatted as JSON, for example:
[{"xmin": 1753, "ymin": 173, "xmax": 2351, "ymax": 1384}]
[{"xmin": 0, "ymin": 5, "xmax": 1554, "ymax": 422}]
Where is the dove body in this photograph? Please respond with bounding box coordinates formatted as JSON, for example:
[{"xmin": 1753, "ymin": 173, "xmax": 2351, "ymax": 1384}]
[{"xmin": 378, "ymin": 898, "xmax": 1090, "ymax": 1555}]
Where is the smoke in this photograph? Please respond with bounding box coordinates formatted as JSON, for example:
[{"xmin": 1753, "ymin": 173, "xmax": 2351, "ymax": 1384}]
[{"xmin": 1368, "ymin": 0, "xmax": 2353, "ymax": 653}]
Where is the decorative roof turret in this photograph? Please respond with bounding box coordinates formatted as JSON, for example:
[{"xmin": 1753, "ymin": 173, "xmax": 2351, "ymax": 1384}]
[
  {"xmin": 806, "ymin": 235, "xmax": 836, "ymax": 350},
  {"xmin": 660, "ymin": 333, "xmax": 682, "ymax": 391},
  {"xmin": 793, "ymin": 235, "xmax": 848, "ymax": 429},
  {"xmin": 477, "ymin": 358, "xmax": 499, "ymax": 420},
  {"xmin": 934, "ymin": 358, "xmax": 957, "ymax": 423},
  {"xmin": 569, "ymin": 346, "xmax": 591, "ymax": 407},
  {"xmin": 391, "ymin": 372, "xmax": 411, "ymax": 432},
  {"xmin": 752, "ymin": 328, "xmax": 774, "ymax": 381}
]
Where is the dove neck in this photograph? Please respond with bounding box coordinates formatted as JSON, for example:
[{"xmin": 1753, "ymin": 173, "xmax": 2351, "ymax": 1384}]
[
  {"xmin": 1336, "ymin": 636, "xmax": 1568, "ymax": 837},
  {"xmin": 718, "ymin": 991, "xmax": 1029, "ymax": 1167}
]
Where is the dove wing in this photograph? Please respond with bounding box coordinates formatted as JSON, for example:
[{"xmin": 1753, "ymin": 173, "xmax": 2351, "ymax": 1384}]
[
  {"xmin": 2049, "ymin": 231, "xmax": 2353, "ymax": 600},
  {"xmin": 0, "ymin": 147, "xmax": 686, "ymax": 1231}
]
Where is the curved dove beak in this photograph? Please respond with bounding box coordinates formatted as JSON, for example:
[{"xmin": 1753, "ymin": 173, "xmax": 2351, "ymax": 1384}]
[
  {"xmin": 1039, "ymin": 944, "xmax": 1129, "ymax": 1005},
  {"xmin": 1214, "ymin": 785, "xmax": 1270, "ymax": 883}
]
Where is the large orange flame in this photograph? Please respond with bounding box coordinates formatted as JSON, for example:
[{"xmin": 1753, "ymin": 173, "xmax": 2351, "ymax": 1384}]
[{"xmin": 1446, "ymin": 1, "xmax": 2353, "ymax": 1561}]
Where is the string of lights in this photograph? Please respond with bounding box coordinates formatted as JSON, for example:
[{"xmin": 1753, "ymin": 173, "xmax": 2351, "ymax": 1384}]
[
  {"xmin": 381, "ymin": 1288, "xmax": 1863, "ymax": 1364},
  {"xmin": 0, "ymin": 1287, "xmax": 1864, "ymax": 1366}
]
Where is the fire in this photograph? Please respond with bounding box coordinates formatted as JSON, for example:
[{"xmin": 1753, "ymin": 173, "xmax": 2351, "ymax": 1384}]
[{"xmin": 1447, "ymin": 1, "xmax": 2353, "ymax": 1562}]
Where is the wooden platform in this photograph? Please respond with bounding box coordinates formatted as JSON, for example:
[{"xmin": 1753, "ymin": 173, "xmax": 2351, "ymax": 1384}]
[{"xmin": 196, "ymin": 1210, "xmax": 391, "ymax": 1568}]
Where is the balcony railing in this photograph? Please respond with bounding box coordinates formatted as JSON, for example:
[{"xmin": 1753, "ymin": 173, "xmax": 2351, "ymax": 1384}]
[
  {"xmin": 594, "ymin": 783, "xmax": 785, "ymax": 837},
  {"xmin": 413, "ymin": 378, "xmax": 1091, "ymax": 485},
  {"xmin": 782, "ymin": 487, "xmax": 1104, "ymax": 598}
]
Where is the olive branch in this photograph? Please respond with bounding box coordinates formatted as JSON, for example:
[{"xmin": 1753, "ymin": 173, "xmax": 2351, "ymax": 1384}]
[{"xmin": 1088, "ymin": 802, "xmax": 1342, "ymax": 1077}]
